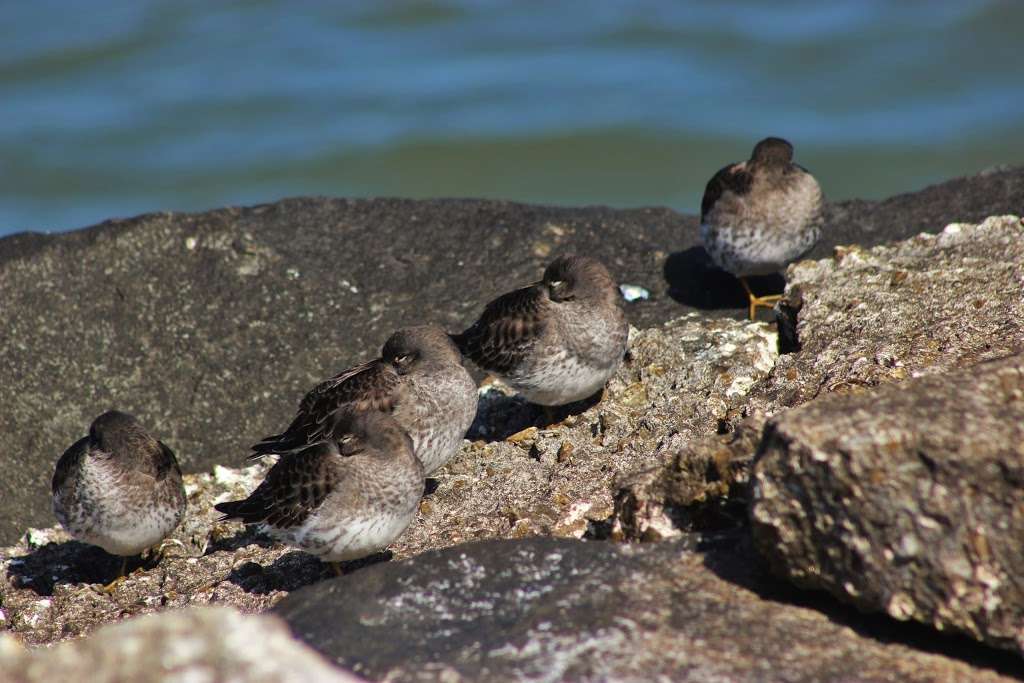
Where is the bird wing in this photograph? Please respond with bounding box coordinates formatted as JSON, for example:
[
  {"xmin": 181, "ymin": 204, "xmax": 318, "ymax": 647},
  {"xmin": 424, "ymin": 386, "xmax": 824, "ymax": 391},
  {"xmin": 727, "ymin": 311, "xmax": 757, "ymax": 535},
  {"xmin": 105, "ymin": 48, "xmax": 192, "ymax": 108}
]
[
  {"xmin": 453, "ymin": 284, "xmax": 548, "ymax": 375},
  {"xmin": 217, "ymin": 442, "xmax": 340, "ymax": 527},
  {"xmin": 153, "ymin": 440, "xmax": 182, "ymax": 480},
  {"xmin": 52, "ymin": 436, "xmax": 89, "ymax": 495},
  {"xmin": 700, "ymin": 162, "xmax": 752, "ymax": 223},
  {"xmin": 250, "ymin": 359, "xmax": 399, "ymax": 458}
]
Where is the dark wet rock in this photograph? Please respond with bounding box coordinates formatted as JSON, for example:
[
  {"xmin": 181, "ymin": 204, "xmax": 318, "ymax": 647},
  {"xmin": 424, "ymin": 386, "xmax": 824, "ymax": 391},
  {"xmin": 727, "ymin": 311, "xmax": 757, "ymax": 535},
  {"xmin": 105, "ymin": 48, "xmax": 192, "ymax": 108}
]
[
  {"xmin": 751, "ymin": 353, "xmax": 1024, "ymax": 656},
  {"xmin": 0, "ymin": 606, "xmax": 362, "ymax": 683},
  {"xmin": 2, "ymin": 167, "xmax": 1023, "ymax": 544},
  {"xmin": 274, "ymin": 536, "xmax": 1019, "ymax": 683}
]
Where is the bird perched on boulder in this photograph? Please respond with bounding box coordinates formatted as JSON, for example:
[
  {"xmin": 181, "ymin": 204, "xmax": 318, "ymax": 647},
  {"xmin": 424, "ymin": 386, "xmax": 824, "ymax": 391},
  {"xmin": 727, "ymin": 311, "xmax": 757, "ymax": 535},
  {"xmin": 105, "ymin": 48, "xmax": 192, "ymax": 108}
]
[
  {"xmin": 217, "ymin": 409, "xmax": 423, "ymax": 573},
  {"xmin": 52, "ymin": 410, "xmax": 186, "ymax": 589},
  {"xmin": 700, "ymin": 136, "xmax": 824, "ymax": 320},
  {"xmin": 452, "ymin": 255, "xmax": 628, "ymax": 411},
  {"xmin": 251, "ymin": 324, "xmax": 476, "ymax": 476}
]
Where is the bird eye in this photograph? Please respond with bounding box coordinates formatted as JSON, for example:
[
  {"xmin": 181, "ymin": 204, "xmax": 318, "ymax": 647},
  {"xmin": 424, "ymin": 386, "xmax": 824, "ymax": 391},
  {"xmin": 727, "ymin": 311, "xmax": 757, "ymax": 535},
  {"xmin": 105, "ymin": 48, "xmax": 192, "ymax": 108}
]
[
  {"xmin": 338, "ymin": 433, "xmax": 361, "ymax": 455},
  {"xmin": 548, "ymin": 279, "xmax": 574, "ymax": 302},
  {"xmin": 393, "ymin": 353, "xmax": 415, "ymax": 369}
]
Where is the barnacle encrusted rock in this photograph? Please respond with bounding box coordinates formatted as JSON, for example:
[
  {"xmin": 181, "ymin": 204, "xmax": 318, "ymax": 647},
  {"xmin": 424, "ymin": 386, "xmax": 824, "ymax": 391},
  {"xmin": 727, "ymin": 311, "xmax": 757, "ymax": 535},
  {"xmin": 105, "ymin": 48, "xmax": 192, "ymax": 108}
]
[
  {"xmin": 755, "ymin": 214, "xmax": 1024, "ymax": 412},
  {"xmin": 750, "ymin": 353, "xmax": 1024, "ymax": 655},
  {"xmin": 615, "ymin": 215, "xmax": 1024, "ymax": 546}
]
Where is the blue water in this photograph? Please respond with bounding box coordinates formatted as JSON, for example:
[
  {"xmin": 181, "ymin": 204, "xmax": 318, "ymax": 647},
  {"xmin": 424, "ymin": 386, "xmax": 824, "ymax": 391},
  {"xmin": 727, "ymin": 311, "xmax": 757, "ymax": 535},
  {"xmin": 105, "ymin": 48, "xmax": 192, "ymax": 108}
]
[{"xmin": 2, "ymin": 1, "xmax": 1023, "ymax": 236}]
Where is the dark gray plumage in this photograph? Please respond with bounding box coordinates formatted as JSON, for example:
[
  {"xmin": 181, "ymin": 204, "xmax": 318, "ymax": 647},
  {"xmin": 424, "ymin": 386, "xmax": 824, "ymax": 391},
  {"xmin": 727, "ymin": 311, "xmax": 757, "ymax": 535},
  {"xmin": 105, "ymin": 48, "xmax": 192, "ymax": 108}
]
[
  {"xmin": 700, "ymin": 137, "xmax": 824, "ymax": 319},
  {"xmin": 452, "ymin": 255, "xmax": 629, "ymax": 406},
  {"xmin": 218, "ymin": 410, "xmax": 423, "ymax": 564},
  {"xmin": 52, "ymin": 411, "xmax": 186, "ymax": 558},
  {"xmin": 251, "ymin": 324, "xmax": 476, "ymax": 475}
]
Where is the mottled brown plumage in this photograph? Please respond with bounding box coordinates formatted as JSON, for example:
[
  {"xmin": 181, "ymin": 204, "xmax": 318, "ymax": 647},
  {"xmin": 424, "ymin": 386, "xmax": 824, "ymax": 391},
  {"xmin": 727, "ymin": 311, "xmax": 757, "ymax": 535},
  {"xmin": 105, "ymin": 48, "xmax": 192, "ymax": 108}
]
[
  {"xmin": 217, "ymin": 410, "xmax": 423, "ymax": 563},
  {"xmin": 52, "ymin": 411, "xmax": 186, "ymax": 559},
  {"xmin": 700, "ymin": 137, "xmax": 824, "ymax": 319},
  {"xmin": 453, "ymin": 255, "xmax": 628, "ymax": 406},
  {"xmin": 252, "ymin": 324, "xmax": 476, "ymax": 474}
]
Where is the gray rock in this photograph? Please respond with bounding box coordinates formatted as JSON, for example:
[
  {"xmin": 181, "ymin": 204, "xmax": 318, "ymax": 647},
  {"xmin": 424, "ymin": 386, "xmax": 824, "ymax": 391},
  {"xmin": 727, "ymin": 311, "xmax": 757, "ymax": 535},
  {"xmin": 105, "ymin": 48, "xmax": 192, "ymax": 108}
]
[
  {"xmin": 2, "ymin": 167, "xmax": 1023, "ymax": 544},
  {"xmin": 750, "ymin": 352, "xmax": 1024, "ymax": 655},
  {"xmin": 0, "ymin": 605, "xmax": 361, "ymax": 683},
  {"xmin": 273, "ymin": 536, "xmax": 1018, "ymax": 682}
]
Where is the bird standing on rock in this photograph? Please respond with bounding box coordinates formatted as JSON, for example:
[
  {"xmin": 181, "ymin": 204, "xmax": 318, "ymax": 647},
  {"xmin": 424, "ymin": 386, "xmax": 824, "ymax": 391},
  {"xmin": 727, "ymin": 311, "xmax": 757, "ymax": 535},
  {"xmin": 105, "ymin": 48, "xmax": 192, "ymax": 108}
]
[
  {"xmin": 52, "ymin": 410, "xmax": 187, "ymax": 589},
  {"xmin": 700, "ymin": 137, "xmax": 824, "ymax": 320},
  {"xmin": 251, "ymin": 324, "xmax": 476, "ymax": 476},
  {"xmin": 216, "ymin": 409, "xmax": 423, "ymax": 573},
  {"xmin": 452, "ymin": 255, "xmax": 629, "ymax": 413}
]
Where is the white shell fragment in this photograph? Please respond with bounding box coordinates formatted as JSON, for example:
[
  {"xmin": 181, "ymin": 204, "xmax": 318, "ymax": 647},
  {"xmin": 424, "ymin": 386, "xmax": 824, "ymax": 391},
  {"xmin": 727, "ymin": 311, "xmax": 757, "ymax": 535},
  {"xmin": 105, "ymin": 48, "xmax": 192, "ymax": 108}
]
[{"xmin": 619, "ymin": 284, "xmax": 650, "ymax": 302}]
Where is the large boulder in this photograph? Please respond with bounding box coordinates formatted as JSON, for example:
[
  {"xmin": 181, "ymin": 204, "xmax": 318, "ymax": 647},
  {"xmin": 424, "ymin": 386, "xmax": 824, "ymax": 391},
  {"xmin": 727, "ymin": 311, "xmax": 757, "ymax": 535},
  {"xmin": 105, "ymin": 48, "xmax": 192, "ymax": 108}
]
[
  {"xmin": 273, "ymin": 536, "xmax": 1018, "ymax": 682},
  {"xmin": 2, "ymin": 166, "xmax": 1023, "ymax": 544},
  {"xmin": 0, "ymin": 606, "xmax": 361, "ymax": 683},
  {"xmin": 750, "ymin": 353, "xmax": 1024, "ymax": 655}
]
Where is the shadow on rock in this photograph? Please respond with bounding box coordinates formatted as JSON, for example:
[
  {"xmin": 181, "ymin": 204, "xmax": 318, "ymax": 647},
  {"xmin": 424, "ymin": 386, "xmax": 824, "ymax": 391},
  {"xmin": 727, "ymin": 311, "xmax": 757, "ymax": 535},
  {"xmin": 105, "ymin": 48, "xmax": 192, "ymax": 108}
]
[
  {"xmin": 5, "ymin": 541, "xmax": 129, "ymax": 596},
  {"xmin": 664, "ymin": 246, "xmax": 784, "ymax": 314},
  {"xmin": 226, "ymin": 550, "xmax": 393, "ymax": 595},
  {"xmin": 466, "ymin": 391, "xmax": 538, "ymax": 442},
  {"xmin": 700, "ymin": 535, "xmax": 1024, "ymax": 681},
  {"xmin": 205, "ymin": 526, "xmax": 278, "ymax": 554},
  {"xmin": 467, "ymin": 388, "xmax": 606, "ymax": 443}
]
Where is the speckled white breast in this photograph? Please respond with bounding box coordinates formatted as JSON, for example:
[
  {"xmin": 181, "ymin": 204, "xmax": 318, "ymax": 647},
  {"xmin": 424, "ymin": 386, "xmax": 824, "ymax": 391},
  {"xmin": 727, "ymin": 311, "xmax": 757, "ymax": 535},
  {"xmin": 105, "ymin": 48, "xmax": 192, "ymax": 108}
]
[
  {"xmin": 273, "ymin": 508, "xmax": 416, "ymax": 562},
  {"xmin": 510, "ymin": 348, "xmax": 619, "ymax": 406},
  {"xmin": 398, "ymin": 369, "xmax": 478, "ymax": 475},
  {"xmin": 53, "ymin": 456, "xmax": 183, "ymax": 556}
]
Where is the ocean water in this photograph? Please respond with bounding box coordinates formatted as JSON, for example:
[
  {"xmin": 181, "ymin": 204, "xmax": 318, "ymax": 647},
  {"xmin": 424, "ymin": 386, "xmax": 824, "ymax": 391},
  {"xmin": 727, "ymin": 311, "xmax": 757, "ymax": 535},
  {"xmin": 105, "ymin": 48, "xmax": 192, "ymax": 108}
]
[{"xmin": 1, "ymin": 0, "xmax": 1022, "ymax": 236}]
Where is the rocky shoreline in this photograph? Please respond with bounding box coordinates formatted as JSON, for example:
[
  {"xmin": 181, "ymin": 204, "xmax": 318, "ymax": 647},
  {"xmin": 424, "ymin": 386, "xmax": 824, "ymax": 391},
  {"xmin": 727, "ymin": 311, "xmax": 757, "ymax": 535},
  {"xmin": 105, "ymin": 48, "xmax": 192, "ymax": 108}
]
[{"xmin": 1, "ymin": 170, "xmax": 1023, "ymax": 681}]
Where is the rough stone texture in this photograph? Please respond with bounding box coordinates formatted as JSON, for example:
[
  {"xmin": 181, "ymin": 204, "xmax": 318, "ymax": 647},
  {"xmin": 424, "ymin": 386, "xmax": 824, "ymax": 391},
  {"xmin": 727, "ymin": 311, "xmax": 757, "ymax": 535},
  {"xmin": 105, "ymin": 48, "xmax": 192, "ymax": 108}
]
[
  {"xmin": 2, "ymin": 166, "xmax": 1023, "ymax": 544},
  {"xmin": 0, "ymin": 606, "xmax": 362, "ymax": 683},
  {"xmin": 274, "ymin": 536, "xmax": 1020, "ymax": 683},
  {"xmin": 0, "ymin": 312, "xmax": 774, "ymax": 646},
  {"xmin": 615, "ymin": 214, "xmax": 1024, "ymax": 546},
  {"xmin": 757, "ymin": 214, "xmax": 1024, "ymax": 412},
  {"xmin": 751, "ymin": 353, "xmax": 1024, "ymax": 655}
]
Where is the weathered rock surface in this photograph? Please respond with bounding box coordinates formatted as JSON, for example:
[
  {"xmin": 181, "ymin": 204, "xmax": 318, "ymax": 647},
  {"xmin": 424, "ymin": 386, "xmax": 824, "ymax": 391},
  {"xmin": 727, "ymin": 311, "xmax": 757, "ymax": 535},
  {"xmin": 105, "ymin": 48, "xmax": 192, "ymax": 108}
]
[
  {"xmin": 757, "ymin": 214, "xmax": 1024, "ymax": 412},
  {"xmin": 0, "ymin": 312, "xmax": 774, "ymax": 646},
  {"xmin": 0, "ymin": 606, "xmax": 361, "ymax": 683},
  {"xmin": 274, "ymin": 536, "xmax": 1019, "ymax": 683},
  {"xmin": 751, "ymin": 353, "xmax": 1024, "ymax": 655},
  {"xmin": 616, "ymin": 214, "xmax": 1024, "ymax": 545},
  {"xmin": 2, "ymin": 167, "xmax": 1023, "ymax": 544}
]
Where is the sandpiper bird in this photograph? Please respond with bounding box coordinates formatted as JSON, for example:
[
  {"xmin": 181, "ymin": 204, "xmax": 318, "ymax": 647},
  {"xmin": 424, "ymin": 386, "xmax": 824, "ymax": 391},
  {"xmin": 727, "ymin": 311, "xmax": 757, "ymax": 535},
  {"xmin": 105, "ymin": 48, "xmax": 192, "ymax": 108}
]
[
  {"xmin": 216, "ymin": 409, "xmax": 423, "ymax": 572},
  {"xmin": 452, "ymin": 255, "xmax": 629, "ymax": 410},
  {"xmin": 700, "ymin": 136, "xmax": 824, "ymax": 320},
  {"xmin": 52, "ymin": 411, "xmax": 187, "ymax": 588},
  {"xmin": 250, "ymin": 324, "xmax": 476, "ymax": 476}
]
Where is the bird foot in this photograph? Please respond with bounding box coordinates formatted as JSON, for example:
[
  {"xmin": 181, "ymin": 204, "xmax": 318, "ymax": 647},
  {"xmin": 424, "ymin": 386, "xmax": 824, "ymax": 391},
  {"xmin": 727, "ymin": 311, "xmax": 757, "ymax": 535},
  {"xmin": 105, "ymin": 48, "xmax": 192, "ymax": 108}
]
[
  {"xmin": 745, "ymin": 290, "xmax": 782, "ymax": 317},
  {"xmin": 99, "ymin": 575, "xmax": 126, "ymax": 594},
  {"xmin": 738, "ymin": 277, "xmax": 783, "ymax": 321}
]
